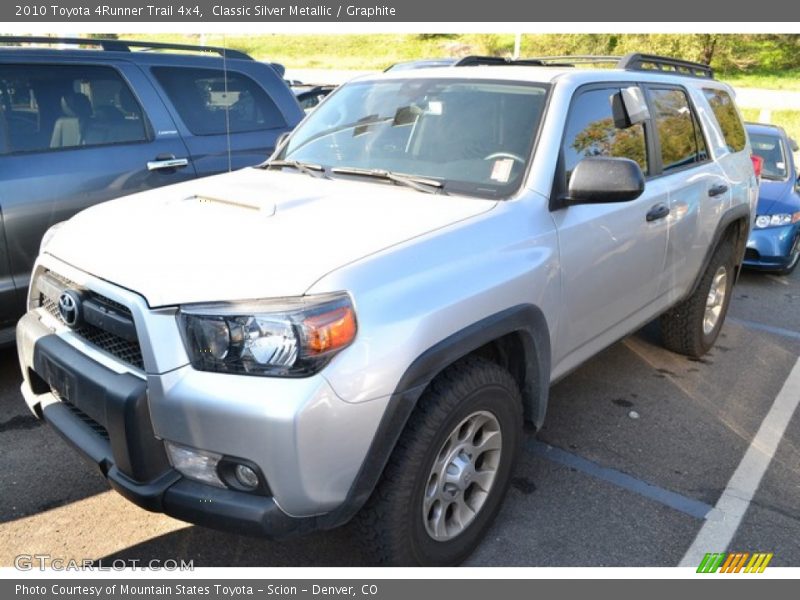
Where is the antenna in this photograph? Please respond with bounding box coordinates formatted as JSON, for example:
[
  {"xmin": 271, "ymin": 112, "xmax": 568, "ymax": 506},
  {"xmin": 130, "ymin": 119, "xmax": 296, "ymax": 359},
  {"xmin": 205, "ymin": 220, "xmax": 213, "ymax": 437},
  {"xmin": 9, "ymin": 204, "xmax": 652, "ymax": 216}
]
[{"xmin": 222, "ymin": 34, "xmax": 233, "ymax": 173}]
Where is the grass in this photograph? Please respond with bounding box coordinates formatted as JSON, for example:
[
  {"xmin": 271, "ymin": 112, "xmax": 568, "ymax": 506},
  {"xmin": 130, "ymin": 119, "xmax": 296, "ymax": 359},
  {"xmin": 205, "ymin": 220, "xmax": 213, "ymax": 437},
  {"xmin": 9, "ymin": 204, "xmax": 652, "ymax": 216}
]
[
  {"xmin": 740, "ymin": 108, "xmax": 761, "ymax": 123},
  {"xmin": 118, "ymin": 33, "xmax": 800, "ymax": 90},
  {"xmin": 719, "ymin": 69, "xmax": 800, "ymax": 92},
  {"xmin": 772, "ymin": 110, "xmax": 800, "ymax": 146}
]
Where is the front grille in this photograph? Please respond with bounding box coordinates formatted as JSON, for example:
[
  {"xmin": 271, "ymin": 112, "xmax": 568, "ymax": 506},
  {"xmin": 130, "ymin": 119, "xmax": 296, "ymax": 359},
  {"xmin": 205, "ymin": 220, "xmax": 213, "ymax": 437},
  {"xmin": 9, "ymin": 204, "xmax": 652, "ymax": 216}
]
[
  {"xmin": 61, "ymin": 400, "xmax": 110, "ymax": 440},
  {"xmin": 36, "ymin": 271, "xmax": 145, "ymax": 371}
]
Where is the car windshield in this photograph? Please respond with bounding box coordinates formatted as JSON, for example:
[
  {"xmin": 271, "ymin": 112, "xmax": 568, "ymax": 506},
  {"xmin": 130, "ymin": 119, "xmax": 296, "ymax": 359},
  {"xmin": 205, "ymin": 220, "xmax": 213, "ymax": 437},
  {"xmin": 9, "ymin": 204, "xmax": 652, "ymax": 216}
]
[
  {"xmin": 750, "ymin": 132, "xmax": 788, "ymax": 180},
  {"xmin": 278, "ymin": 78, "xmax": 549, "ymax": 198}
]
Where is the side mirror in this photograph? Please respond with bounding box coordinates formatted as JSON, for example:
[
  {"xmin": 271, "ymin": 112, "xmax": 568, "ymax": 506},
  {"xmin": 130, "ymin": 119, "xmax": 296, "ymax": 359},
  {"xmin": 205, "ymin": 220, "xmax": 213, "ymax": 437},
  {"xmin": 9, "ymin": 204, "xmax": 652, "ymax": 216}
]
[
  {"xmin": 611, "ymin": 86, "xmax": 650, "ymax": 129},
  {"xmin": 566, "ymin": 157, "xmax": 645, "ymax": 205},
  {"xmin": 790, "ymin": 138, "xmax": 799, "ymax": 153}
]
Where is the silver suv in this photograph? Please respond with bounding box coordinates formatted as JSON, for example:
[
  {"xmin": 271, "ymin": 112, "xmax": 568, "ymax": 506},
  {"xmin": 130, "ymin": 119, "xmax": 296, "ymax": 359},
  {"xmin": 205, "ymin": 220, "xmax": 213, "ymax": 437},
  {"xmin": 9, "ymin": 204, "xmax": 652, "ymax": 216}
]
[{"xmin": 16, "ymin": 54, "xmax": 757, "ymax": 566}]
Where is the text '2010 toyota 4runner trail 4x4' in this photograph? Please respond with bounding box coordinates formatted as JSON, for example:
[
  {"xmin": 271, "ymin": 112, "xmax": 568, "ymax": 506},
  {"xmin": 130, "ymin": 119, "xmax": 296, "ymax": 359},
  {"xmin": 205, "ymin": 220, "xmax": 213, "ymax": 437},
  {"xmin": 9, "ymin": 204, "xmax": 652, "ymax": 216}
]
[{"xmin": 18, "ymin": 54, "xmax": 758, "ymax": 566}]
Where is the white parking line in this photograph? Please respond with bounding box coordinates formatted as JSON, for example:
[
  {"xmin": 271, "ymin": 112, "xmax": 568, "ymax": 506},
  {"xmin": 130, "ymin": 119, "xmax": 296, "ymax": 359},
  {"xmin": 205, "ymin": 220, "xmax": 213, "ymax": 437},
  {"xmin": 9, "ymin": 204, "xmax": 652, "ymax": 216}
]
[{"xmin": 679, "ymin": 356, "xmax": 800, "ymax": 566}]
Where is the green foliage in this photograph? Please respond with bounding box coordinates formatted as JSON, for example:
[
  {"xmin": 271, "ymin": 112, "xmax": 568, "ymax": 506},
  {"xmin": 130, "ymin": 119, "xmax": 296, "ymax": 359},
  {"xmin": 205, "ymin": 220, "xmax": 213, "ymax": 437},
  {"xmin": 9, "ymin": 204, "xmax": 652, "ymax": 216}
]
[
  {"xmin": 117, "ymin": 33, "xmax": 800, "ymax": 86},
  {"xmin": 772, "ymin": 110, "xmax": 800, "ymax": 149}
]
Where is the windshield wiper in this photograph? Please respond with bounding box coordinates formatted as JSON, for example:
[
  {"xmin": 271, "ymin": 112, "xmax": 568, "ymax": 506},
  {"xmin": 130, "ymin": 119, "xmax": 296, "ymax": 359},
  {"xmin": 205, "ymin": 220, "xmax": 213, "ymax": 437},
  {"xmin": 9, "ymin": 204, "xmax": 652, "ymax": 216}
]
[
  {"xmin": 330, "ymin": 167, "xmax": 445, "ymax": 194},
  {"xmin": 262, "ymin": 159, "xmax": 328, "ymax": 178}
]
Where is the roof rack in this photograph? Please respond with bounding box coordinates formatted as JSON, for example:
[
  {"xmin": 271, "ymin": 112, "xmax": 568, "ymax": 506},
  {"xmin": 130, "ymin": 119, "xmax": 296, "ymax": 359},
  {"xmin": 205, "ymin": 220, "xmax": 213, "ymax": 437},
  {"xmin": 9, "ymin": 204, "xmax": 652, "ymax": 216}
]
[
  {"xmin": 0, "ymin": 36, "xmax": 252, "ymax": 60},
  {"xmin": 617, "ymin": 53, "xmax": 713, "ymax": 79},
  {"xmin": 453, "ymin": 52, "xmax": 714, "ymax": 79}
]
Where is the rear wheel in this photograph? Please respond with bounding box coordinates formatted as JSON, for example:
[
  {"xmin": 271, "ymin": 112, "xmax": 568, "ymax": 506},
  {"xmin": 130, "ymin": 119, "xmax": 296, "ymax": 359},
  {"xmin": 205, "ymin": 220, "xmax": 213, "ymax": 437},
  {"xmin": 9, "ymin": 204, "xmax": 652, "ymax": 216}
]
[
  {"xmin": 357, "ymin": 357, "xmax": 523, "ymax": 566},
  {"xmin": 660, "ymin": 239, "xmax": 735, "ymax": 357}
]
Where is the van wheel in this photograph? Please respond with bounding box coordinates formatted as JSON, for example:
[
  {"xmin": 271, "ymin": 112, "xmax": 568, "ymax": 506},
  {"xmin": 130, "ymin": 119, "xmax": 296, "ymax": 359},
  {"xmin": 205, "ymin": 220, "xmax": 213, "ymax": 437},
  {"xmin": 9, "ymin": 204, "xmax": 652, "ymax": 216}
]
[
  {"xmin": 660, "ymin": 240, "xmax": 735, "ymax": 358},
  {"xmin": 357, "ymin": 357, "xmax": 523, "ymax": 566}
]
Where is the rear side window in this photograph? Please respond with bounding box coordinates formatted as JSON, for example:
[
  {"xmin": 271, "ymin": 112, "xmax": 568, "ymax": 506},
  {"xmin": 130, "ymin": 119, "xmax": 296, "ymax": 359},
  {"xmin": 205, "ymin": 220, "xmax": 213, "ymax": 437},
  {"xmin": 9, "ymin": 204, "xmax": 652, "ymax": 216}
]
[
  {"xmin": 650, "ymin": 88, "xmax": 708, "ymax": 173},
  {"xmin": 152, "ymin": 67, "xmax": 286, "ymax": 136},
  {"xmin": 562, "ymin": 87, "xmax": 648, "ymax": 185},
  {"xmin": 703, "ymin": 88, "xmax": 746, "ymax": 153},
  {"xmin": 0, "ymin": 64, "xmax": 148, "ymax": 154}
]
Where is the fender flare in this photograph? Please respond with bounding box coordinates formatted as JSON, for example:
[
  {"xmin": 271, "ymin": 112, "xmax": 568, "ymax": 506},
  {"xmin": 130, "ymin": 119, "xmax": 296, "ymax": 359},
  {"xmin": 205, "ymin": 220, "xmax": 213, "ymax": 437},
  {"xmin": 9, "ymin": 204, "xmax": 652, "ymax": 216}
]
[
  {"xmin": 319, "ymin": 304, "xmax": 551, "ymax": 529},
  {"xmin": 685, "ymin": 203, "xmax": 751, "ymax": 300}
]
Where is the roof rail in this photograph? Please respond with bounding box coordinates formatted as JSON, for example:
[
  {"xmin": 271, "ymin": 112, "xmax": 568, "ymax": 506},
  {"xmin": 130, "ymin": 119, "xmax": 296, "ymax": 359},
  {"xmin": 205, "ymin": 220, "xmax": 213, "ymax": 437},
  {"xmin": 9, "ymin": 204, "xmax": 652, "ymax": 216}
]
[
  {"xmin": 526, "ymin": 55, "xmax": 621, "ymax": 66},
  {"xmin": 453, "ymin": 52, "xmax": 714, "ymax": 79},
  {"xmin": 618, "ymin": 53, "xmax": 713, "ymax": 79},
  {"xmin": 0, "ymin": 36, "xmax": 252, "ymax": 60},
  {"xmin": 454, "ymin": 55, "xmax": 546, "ymax": 67}
]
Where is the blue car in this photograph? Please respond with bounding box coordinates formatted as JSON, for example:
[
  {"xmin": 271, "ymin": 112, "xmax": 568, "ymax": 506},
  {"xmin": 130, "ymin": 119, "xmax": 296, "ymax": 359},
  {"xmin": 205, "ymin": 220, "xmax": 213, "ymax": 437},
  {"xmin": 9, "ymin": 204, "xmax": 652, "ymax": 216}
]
[{"xmin": 744, "ymin": 122, "xmax": 800, "ymax": 275}]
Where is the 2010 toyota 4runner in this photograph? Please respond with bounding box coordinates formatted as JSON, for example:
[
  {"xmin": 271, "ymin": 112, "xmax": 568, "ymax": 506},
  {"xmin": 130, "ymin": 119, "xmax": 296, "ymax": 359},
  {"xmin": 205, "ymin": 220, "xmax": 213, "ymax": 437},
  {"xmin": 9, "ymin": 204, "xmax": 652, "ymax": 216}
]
[{"xmin": 17, "ymin": 54, "xmax": 758, "ymax": 566}]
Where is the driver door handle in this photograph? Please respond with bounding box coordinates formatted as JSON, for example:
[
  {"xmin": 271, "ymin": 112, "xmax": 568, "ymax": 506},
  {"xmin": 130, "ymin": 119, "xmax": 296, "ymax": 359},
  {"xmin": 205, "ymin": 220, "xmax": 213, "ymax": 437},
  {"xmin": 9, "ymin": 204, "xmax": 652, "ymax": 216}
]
[
  {"xmin": 708, "ymin": 184, "xmax": 729, "ymax": 197},
  {"xmin": 646, "ymin": 203, "xmax": 670, "ymax": 222},
  {"xmin": 147, "ymin": 154, "xmax": 189, "ymax": 171}
]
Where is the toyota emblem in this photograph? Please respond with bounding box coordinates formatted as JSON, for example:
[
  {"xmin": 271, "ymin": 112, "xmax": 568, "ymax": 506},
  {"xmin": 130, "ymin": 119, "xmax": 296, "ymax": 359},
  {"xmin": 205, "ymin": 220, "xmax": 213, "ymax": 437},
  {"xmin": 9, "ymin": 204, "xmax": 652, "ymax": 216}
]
[{"xmin": 57, "ymin": 290, "xmax": 82, "ymax": 327}]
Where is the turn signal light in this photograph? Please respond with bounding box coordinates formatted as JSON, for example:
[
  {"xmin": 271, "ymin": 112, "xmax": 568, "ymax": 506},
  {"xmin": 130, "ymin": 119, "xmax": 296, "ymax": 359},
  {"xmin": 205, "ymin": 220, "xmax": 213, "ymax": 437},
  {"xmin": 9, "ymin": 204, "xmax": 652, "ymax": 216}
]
[{"xmin": 303, "ymin": 306, "xmax": 357, "ymax": 354}]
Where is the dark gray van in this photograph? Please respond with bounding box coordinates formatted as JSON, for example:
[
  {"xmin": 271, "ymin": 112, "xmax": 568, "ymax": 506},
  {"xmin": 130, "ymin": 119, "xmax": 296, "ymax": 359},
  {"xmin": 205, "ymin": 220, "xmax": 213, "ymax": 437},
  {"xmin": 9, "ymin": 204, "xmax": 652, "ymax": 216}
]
[{"xmin": 0, "ymin": 37, "xmax": 304, "ymax": 341}]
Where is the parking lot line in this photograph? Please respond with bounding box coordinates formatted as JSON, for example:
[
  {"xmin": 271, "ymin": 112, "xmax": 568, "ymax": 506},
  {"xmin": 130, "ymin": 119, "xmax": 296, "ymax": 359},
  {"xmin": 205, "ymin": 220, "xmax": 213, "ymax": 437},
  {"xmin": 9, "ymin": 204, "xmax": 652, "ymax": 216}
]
[
  {"xmin": 679, "ymin": 356, "xmax": 800, "ymax": 567},
  {"xmin": 527, "ymin": 440, "xmax": 714, "ymax": 519},
  {"xmin": 727, "ymin": 317, "xmax": 800, "ymax": 342}
]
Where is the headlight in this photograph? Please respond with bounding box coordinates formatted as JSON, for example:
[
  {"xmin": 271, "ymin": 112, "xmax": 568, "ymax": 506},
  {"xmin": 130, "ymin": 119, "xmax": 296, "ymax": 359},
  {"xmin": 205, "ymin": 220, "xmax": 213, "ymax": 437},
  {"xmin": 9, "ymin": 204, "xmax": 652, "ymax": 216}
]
[
  {"xmin": 178, "ymin": 292, "xmax": 357, "ymax": 377},
  {"xmin": 40, "ymin": 222, "xmax": 65, "ymax": 253},
  {"xmin": 755, "ymin": 212, "xmax": 800, "ymax": 229}
]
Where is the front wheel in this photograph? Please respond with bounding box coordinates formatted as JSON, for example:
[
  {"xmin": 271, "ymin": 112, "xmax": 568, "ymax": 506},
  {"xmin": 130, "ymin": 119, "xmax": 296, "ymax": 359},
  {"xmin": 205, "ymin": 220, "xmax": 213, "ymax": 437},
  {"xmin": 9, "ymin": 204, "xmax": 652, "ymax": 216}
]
[
  {"xmin": 660, "ymin": 240, "xmax": 735, "ymax": 357},
  {"xmin": 357, "ymin": 357, "xmax": 523, "ymax": 566},
  {"xmin": 777, "ymin": 235, "xmax": 800, "ymax": 276}
]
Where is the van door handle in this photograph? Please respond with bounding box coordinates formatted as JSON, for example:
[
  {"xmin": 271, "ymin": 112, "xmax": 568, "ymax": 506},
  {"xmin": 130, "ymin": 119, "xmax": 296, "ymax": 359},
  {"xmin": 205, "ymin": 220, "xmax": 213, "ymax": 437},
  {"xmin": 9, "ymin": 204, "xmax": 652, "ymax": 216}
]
[
  {"xmin": 147, "ymin": 155, "xmax": 189, "ymax": 171},
  {"xmin": 646, "ymin": 203, "xmax": 670, "ymax": 222},
  {"xmin": 708, "ymin": 184, "xmax": 729, "ymax": 197}
]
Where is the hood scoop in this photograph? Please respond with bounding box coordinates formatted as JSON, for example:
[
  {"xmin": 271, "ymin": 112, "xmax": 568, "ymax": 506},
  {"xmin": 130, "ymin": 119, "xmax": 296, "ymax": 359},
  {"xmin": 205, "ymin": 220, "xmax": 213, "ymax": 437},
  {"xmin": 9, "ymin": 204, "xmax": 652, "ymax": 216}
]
[{"xmin": 180, "ymin": 194, "xmax": 276, "ymax": 216}]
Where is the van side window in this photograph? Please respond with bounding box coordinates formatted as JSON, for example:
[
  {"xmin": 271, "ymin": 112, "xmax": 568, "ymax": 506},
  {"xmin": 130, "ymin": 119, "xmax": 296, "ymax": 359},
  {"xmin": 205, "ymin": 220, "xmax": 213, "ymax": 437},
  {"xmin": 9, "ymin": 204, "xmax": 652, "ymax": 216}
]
[
  {"xmin": 650, "ymin": 88, "xmax": 709, "ymax": 173},
  {"xmin": 0, "ymin": 64, "xmax": 148, "ymax": 153},
  {"xmin": 562, "ymin": 87, "xmax": 648, "ymax": 186},
  {"xmin": 702, "ymin": 88, "xmax": 747, "ymax": 153},
  {"xmin": 152, "ymin": 67, "xmax": 287, "ymax": 136}
]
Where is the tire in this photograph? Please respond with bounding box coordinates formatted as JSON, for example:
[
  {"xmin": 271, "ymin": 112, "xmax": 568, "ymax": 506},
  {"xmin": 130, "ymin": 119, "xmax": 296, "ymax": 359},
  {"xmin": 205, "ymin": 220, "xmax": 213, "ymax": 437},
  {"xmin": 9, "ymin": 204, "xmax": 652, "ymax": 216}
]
[
  {"xmin": 776, "ymin": 235, "xmax": 800, "ymax": 276},
  {"xmin": 356, "ymin": 356, "xmax": 523, "ymax": 566},
  {"xmin": 660, "ymin": 239, "xmax": 735, "ymax": 358}
]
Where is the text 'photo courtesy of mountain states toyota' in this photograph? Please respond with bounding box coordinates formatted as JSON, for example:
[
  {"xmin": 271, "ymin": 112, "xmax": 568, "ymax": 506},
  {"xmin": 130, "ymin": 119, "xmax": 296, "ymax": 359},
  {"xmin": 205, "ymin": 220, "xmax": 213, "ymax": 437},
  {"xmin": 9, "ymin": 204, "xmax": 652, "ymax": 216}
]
[
  {"xmin": 0, "ymin": 37, "xmax": 303, "ymax": 342},
  {"xmin": 15, "ymin": 53, "xmax": 758, "ymax": 566}
]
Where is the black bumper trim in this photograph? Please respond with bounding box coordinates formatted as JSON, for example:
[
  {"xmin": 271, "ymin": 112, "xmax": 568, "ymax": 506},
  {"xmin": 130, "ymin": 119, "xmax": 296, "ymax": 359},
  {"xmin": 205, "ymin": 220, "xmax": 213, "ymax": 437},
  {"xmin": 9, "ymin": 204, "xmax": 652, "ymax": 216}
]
[
  {"xmin": 33, "ymin": 334, "xmax": 169, "ymax": 482},
  {"xmin": 43, "ymin": 401, "xmax": 113, "ymax": 476},
  {"xmin": 162, "ymin": 480, "xmax": 317, "ymax": 539}
]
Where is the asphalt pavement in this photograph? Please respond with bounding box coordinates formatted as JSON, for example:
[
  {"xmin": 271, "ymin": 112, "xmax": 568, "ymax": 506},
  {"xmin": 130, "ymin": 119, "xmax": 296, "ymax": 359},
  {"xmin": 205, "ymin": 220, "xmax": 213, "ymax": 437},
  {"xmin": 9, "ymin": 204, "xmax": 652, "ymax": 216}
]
[{"xmin": 1, "ymin": 269, "xmax": 798, "ymax": 568}]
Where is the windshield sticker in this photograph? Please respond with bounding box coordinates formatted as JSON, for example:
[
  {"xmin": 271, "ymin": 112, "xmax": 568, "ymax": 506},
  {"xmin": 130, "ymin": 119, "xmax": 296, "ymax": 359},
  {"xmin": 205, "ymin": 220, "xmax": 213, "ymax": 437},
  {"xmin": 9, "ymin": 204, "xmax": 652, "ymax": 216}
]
[
  {"xmin": 776, "ymin": 162, "xmax": 785, "ymax": 170},
  {"xmin": 427, "ymin": 101, "xmax": 443, "ymax": 115},
  {"xmin": 490, "ymin": 158, "xmax": 514, "ymax": 183}
]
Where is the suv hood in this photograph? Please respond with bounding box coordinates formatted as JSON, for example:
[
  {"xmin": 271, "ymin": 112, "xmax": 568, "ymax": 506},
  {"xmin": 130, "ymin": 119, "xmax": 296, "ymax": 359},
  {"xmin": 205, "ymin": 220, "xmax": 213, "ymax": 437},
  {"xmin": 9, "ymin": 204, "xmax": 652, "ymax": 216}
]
[{"xmin": 46, "ymin": 168, "xmax": 496, "ymax": 307}]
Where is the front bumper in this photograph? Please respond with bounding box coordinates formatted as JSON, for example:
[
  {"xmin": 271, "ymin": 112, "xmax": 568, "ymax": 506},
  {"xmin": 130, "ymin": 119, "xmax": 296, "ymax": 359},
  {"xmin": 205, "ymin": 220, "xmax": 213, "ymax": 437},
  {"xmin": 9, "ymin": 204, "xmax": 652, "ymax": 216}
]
[
  {"xmin": 19, "ymin": 318, "xmax": 316, "ymax": 538},
  {"xmin": 17, "ymin": 256, "xmax": 388, "ymax": 536},
  {"xmin": 743, "ymin": 224, "xmax": 799, "ymax": 269}
]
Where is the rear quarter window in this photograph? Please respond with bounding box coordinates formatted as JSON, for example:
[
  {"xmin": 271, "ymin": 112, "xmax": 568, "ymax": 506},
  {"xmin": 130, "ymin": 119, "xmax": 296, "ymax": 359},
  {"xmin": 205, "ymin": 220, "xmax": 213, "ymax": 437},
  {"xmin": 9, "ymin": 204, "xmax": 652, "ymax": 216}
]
[
  {"xmin": 703, "ymin": 88, "xmax": 746, "ymax": 153},
  {"xmin": 650, "ymin": 88, "xmax": 709, "ymax": 173},
  {"xmin": 152, "ymin": 67, "xmax": 287, "ymax": 136}
]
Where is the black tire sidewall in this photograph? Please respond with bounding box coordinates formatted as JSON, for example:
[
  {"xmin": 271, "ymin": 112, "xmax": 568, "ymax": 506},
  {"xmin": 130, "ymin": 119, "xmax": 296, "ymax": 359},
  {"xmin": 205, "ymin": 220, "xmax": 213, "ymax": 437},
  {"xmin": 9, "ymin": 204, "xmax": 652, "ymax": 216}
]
[
  {"xmin": 699, "ymin": 242, "xmax": 735, "ymax": 350},
  {"xmin": 407, "ymin": 382, "xmax": 521, "ymax": 566}
]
